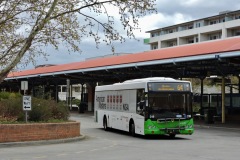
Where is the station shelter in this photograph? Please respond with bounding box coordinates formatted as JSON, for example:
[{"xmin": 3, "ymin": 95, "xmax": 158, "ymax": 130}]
[{"xmin": 2, "ymin": 37, "xmax": 240, "ymax": 123}]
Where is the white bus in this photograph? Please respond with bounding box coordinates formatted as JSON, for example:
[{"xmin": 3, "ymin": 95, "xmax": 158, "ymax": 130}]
[{"xmin": 94, "ymin": 77, "xmax": 194, "ymax": 137}]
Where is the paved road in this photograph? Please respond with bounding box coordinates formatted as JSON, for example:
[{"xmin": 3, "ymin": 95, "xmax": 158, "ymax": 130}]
[{"xmin": 0, "ymin": 113, "xmax": 240, "ymax": 160}]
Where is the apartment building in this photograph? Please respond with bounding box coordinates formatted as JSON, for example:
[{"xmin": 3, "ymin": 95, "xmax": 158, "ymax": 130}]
[{"xmin": 144, "ymin": 10, "xmax": 240, "ymax": 50}]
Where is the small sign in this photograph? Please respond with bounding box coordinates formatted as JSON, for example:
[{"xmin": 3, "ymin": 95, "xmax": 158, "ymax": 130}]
[
  {"xmin": 21, "ymin": 81, "xmax": 28, "ymax": 90},
  {"xmin": 23, "ymin": 96, "xmax": 31, "ymax": 111},
  {"xmin": 148, "ymin": 82, "xmax": 190, "ymax": 92}
]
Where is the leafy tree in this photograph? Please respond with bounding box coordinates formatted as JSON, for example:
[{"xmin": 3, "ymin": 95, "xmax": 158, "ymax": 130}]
[{"xmin": 0, "ymin": 0, "xmax": 157, "ymax": 82}]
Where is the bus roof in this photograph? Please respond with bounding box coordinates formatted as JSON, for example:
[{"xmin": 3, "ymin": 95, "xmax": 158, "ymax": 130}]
[
  {"xmin": 122, "ymin": 77, "xmax": 176, "ymax": 83},
  {"xmin": 96, "ymin": 77, "xmax": 191, "ymax": 91}
]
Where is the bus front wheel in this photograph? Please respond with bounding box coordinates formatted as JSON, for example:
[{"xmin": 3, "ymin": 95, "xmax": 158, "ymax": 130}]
[{"xmin": 169, "ymin": 134, "xmax": 176, "ymax": 138}]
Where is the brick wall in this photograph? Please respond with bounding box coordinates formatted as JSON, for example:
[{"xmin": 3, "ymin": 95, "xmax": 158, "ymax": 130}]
[{"xmin": 0, "ymin": 122, "xmax": 80, "ymax": 143}]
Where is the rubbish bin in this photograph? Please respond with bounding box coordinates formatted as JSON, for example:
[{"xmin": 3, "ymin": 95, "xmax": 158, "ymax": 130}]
[
  {"xmin": 78, "ymin": 102, "xmax": 86, "ymax": 113},
  {"xmin": 204, "ymin": 108, "xmax": 215, "ymax": 124}
]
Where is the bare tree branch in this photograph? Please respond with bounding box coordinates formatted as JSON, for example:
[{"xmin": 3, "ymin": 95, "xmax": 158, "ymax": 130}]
[
  {"xmin": 0, "ymin": 0, "xmax": 59, "ymax": 81},
  {"xmin": 0, "ymin": 0, "xmax": 157, "ymax": 82}
]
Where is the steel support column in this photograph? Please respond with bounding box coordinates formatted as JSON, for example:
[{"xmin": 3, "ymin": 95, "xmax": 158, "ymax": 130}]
[
  {"xmin": 81, "ymin": 83, "xmax": 84, "ymax": 102},
  {"xmin": 200, "ymin": 78, "xmax": 204, "ymax": 115},
  {"xmin": 55, "ymin": 83, "xmax": 59, "ymax": 103},
  {"xmin": 221, "ymin": 77, "xmax": 225, "ymax": 123},
  {"xmin": 238, "ymin": 75, "xmax": 240, "ymax": 94},
  {"xmin": 66, "ymin": 79, "xmax": 70, "ymax": 110}
]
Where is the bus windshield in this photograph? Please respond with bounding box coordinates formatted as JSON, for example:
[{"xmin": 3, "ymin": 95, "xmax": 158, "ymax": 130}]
[{"xmin": 147, "ymin": 93, "xmax": 192, "ymax": 120}]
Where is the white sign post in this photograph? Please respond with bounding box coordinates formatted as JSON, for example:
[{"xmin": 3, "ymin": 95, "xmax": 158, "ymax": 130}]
[
  {"xmin": 23, "ymin": 96, "xmax": 31, "ymax": 123},
  {"xmin": 21, "ymin": 81, "xmax": 29, "ymax": 122},
  {"xmin": 21, "ymin": 81, "xmax": 28, "ymax": 95}
]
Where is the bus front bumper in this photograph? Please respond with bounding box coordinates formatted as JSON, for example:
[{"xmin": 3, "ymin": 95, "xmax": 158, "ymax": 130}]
[{"xmin": 144, "ymin": 128, "xmax": 194, "ymax": 135}]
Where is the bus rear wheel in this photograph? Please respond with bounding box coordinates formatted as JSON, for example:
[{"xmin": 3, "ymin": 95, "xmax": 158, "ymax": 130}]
[
  {"xmin": 103, "ymin": 117, "xmax": 108, "ymax": 131},
  {"xmin": 129, "ymin": 122, "xmax": 135, "ymax": 137}
]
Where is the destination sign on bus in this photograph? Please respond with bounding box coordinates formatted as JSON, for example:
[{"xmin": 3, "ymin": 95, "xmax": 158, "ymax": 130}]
[{"xmin": 148, "ymin": 82, "xmax": 190, "ymax": 92}]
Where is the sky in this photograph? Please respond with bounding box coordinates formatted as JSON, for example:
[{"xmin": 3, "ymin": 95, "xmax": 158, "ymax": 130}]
[{"xmin": 22, "ymin": 0, "xmax": 240, "ymax": 70}]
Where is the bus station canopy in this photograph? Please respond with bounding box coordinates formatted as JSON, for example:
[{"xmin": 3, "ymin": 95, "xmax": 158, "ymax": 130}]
[{"xmin": 3, "ymin": 37, "xmax": 240, "ymax": 87}]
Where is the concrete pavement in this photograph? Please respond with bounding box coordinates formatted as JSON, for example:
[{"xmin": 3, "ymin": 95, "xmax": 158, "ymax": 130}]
[
  {"xmin": 1, "ymin": 111, "xmax": 240, "ymax": 148},
  {"xmin": 0, "ymin": 135, "xmax": 85, "ymax": 148},
  {"xmin": 194, "ymin": 119, "xmax": 240, "ymax": 131}
]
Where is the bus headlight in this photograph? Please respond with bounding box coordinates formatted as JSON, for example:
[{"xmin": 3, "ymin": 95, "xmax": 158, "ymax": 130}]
[
  {"xmin": 185, "ymin": 125, "xmax": 193, "ymax": 129},
  {"xmin": 150, "ymin": 114, "xmax": 155, "ymax": 119},
  {"xmin": 148, "ymin": 126, "xmax": 156, "ymax": 129}
]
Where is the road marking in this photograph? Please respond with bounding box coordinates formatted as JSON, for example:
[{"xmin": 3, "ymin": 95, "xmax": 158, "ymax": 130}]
[
  {"xmin": 109, "ymin": 144, "xmax": 117, "ymax": 148},
  {"xmin": 56, "ymin": 153, "xmax": 68, "ymax": 156},
  {"xmin": 199, "ymin": 156, "xmax": 215, "ymax": 159},
  {"xmin": 33, "ymin": 156, "xmax": 47, "ymax": 159},
  {"xmin": 75, "ymin": 151, "xmax": 86, "ymax": 154},
  {"xmin": 90, "ymin": 148, "xmax": 100, "ymax": 152}
]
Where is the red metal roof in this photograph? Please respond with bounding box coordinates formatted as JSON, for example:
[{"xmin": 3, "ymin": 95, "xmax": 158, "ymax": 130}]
[{"xmin": 7, "ymin": 37, "xmax": 240, "ymax": 78}]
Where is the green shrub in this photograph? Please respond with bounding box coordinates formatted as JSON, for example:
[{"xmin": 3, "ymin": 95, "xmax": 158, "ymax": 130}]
[
  {"xmin": 0, "ymin": 92, "xmax": 69, "ymax": 122},
  {"xmin": 193, "ymin": 102, "xmax": 200, "ymax": 113},
  {"xmin": 0, "ymin": 92, "xmax": 11, "ymax": 99},
  {"xmin": 0, "ymin": 92, "xmax": 21, "ymax": 100},
  {"xmin": 0, "ymin": 97, "xmax": 23, "ymax": 122},
  {"xmin": 29, "ymin": 98, "xmax": 69, "ymax": 122},
  {"xmin": 51, "ymin": 101, "xmax": 69, "ymax": 120},
  {"xmin": 72, "ymin": 99, "xmax": 80, "ymax": 105},
  {"xmin": 29, "ymin": 98, "xmax": 52, "ymax": 121}
]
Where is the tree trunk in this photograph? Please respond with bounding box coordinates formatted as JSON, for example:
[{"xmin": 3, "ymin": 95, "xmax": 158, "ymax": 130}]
[{"xmin": 0, "ymin": 73, "xmax": 7, "ymax": 83}]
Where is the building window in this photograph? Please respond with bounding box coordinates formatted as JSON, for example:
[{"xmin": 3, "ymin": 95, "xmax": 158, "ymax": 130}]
[
  {"xmin": 235, "ymin": 15, "xmax": 240, "ymax": 19},
  {"xmin": 209, "ymin": 35, "xmax": 219, "ymax": 40},
  {"xmin": 151, "ymin": 44, "xmax": 158, "ymax": 50},
  {"xmin": 210, "ymin": 20, "xmax": 218, "ymax": 25},
  {"xmin": 195, "ymin": 37, "xmax": 199, "ymax": 42},
  {"xmin": 188, "ymin": 39, "xmax": 194, "ymax": 43},
  {"xmin": 231, "ymin": 29, "xmax": 240, "ymax": 37},
  {"xmin": 210, "ymin": 36, "xmax": 217, "ymax": 40},
  {"xmin": 168, "ymin": 41, "xmax": 177, "ymax": 47},
  {"xmin": 195, "ymin": 23, "xmax": 201, "ymax": 28},
  {"xmin": 62, "ymin": 86, "xmax": 67, "ymax": 92},
  {"xmin": 74, "ymin": 87, "xmax": 80, "ymax": 92},
  {"xmin": 188, "ymin": 25, "xmax": 193, "ymax": 29},
  {"xmin": 234, "ymin": 29, "xmax": 240, "ymax": 36},
  {"xmin": 167, "ymin": 28, "xmax": 177, "ymax": 34},
  {"xmin": 151, "ymin": 32, "xmax": 159, "ymax": 37}
]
